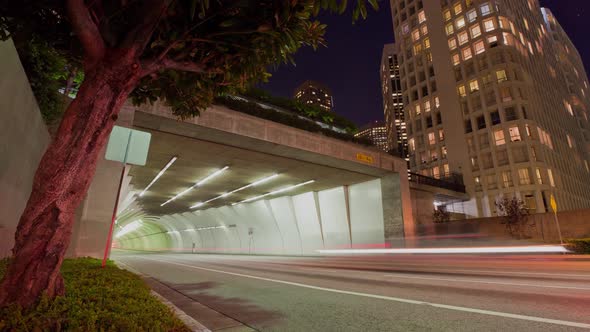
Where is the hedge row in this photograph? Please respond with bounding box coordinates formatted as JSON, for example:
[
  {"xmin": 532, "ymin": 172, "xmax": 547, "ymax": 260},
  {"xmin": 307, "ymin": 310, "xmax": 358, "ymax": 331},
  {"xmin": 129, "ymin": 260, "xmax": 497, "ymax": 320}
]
[
  {"xmin": 0, "ymin": 258, "xmax": 189, "ymax": 331},
  {"xmin": 215, "ymin": 96, "xmax": 374, "ymax": 146},
  {"xmin": 565, "ymin": 238, "xmax": 590, "ymax": 254}
]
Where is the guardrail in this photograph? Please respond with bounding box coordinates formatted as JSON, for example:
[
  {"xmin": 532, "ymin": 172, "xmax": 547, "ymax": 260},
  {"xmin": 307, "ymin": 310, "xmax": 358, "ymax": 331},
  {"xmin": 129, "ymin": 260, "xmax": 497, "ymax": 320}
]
[{"xmin": 408, "ymin": 172, "xmax": 466, "ymax": 193}]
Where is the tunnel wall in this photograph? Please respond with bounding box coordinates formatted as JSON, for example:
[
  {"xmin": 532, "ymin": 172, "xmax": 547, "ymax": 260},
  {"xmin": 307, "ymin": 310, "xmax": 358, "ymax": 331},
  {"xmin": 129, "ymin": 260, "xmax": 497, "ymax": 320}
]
[{"xmin": 116, "ymin": 179, "xmax": 387, "ymax": 255}]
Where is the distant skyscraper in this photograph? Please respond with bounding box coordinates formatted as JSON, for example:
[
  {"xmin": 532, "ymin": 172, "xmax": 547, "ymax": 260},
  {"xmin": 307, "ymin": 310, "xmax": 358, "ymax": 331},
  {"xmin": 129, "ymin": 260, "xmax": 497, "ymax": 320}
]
[
  {"xmin": 388, "ymin": 0, "xmax": 590, "ymax": 217},
  {"xmin": 355, "ymin": 121, "xmax": 390, "ymax": 152},
  {"xmin": 294, "ymin": 80, "xmax": 334, "ymax": 111},
  {"xmin": 381, "ymin": 43, "xmax": 408, "ymax": 160}
]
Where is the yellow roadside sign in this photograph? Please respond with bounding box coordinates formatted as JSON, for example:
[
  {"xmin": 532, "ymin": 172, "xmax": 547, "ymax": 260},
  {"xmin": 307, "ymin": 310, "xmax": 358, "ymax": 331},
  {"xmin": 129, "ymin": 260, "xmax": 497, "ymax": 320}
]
[
  {"xmin": 550, "ymin": 194, "xmax": 557, "ymax": 213},
  {"xmin": 356, "ymin": 153, "xmax": 374, "ymax": 164}
]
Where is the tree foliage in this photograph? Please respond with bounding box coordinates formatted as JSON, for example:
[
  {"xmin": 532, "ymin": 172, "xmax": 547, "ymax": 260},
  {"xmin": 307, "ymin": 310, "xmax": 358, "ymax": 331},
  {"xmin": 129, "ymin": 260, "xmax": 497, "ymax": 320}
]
[
  {"xmin": 1, "ymin": 0, "xmax": 380, "ymax": 119},
  {"xmin": 495, "ymin": 197, "xmax": 532, "ymax": 239},
  {"xmin": 433, "ymin": 207, "xmax": 451, "ymax": 223}
]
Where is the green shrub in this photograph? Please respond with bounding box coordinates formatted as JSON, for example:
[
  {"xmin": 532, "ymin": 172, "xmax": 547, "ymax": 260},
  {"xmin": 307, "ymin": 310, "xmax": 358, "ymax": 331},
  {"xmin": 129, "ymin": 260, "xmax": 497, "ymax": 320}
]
[
  {"xmin": 565, "ymin": 238, "xmax": 590, "ymax": 254},
  {"xmin": 215, "ymin": 95, "xmax": 373, "ymax": 146},
  {"xmin": 0, "ymin": 258, "xmax": 189, "ymax": 331}
]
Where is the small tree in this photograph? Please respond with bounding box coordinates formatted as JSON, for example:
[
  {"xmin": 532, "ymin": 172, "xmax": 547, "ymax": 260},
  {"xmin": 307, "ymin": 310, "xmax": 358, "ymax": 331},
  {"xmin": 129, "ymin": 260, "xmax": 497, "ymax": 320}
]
[
  {"xmin": 495, "ymin": 197, "xmax": 531, "ymax": 239},
  {"xmin": 0, "ymin": 0, "xmax": 379, "ymax": 308},
  {"xmin": 433, "ymin": 207, "xmax": 451, "ymax": 223}
]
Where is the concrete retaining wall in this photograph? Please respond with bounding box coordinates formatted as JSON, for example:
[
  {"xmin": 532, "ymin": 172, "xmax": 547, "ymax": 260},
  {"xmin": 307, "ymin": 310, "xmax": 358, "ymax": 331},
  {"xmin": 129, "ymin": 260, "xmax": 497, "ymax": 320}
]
[
  {"xmin": 0, "ymin": 39, "xmax": 51, "ymax": 257},
  {"xmin": 420, "ymin": 209, "xmax": 590, "ymax": 242}
]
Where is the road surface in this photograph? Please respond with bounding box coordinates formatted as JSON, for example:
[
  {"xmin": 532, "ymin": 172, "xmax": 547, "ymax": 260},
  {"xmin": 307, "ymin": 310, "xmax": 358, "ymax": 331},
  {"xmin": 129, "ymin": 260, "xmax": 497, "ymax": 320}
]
[{"xmin": 113, "ymin": 251, "xmax": 590, "ymax": 331}]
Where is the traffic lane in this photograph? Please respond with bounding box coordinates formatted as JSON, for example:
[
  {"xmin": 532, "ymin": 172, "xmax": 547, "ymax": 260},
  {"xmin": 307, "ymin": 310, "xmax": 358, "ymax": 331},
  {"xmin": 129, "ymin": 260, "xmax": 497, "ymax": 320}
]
[
  {"xmin": 151, "ymin": 254, "xmax": 590, "ymax": 325},
  {"xmin": 116, "ymin": 253, "xmax": 590, "ymax": 331}
]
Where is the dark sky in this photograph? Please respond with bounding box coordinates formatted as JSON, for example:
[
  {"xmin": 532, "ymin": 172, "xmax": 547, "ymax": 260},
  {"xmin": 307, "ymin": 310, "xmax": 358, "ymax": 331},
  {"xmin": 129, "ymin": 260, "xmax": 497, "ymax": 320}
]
[{"xmin": 261, "ymin": 1, "xmax": 590, "ymax": 127}]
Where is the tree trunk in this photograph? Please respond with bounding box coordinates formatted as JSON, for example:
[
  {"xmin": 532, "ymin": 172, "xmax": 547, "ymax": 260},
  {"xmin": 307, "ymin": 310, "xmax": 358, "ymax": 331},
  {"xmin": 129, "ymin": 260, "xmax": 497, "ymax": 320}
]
[{"xmin": 0, "ymin": 52, "xmax": 141, "ymax": 308}]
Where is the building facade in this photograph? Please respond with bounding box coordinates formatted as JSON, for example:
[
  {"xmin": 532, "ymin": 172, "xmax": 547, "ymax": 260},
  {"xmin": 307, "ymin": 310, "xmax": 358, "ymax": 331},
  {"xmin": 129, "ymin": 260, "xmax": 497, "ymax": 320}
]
[
  {"xmin": 388, "ymin": 0, "xmax": 590, "ymax": 217},
  {"xmin": 381, "ymin": 43, "xmax": 409, "ymax": 160},
  {"xmin": 355, "ymin": 121, "xmax": 390, "ymax": 152},
  {"xmin": 294, "ymin": 80, "xmax": 334, "ymax": 112}
]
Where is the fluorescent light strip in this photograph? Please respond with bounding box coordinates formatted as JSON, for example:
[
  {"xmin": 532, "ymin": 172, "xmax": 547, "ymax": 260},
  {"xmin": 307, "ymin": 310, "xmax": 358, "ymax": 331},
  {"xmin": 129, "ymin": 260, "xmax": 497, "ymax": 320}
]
[
  {"xmin": 181, "ymin": 225, "xmax": 227, "ymax": 231},
  {"xmin": 115, "ymin": 220, "xmax": 143, "ymax": 238},
  {"xmin": 161, "ymin": 166, "xmax": 229, "ymax": 206},
  {"xmin": 240, "ymin": 180, "xmax": 315, "ymax": 204},
  {"xmin": 190, "ymin": 174, "xmax": 279, "ymax": 209},
  {"xmin": 139, "ymin": 156, "xmax": 178, "ymax": 197},
  {"xmin": 317, "ymin": 245, "xmax": 569, "ymax": 255}
]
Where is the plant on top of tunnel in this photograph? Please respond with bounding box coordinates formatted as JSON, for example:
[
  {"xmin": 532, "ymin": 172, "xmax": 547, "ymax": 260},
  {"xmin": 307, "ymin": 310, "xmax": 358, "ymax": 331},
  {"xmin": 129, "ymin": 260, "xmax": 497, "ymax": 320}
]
[{"xmin": 495, "ymin": 196, "xmax": 533, "ymax": 239}]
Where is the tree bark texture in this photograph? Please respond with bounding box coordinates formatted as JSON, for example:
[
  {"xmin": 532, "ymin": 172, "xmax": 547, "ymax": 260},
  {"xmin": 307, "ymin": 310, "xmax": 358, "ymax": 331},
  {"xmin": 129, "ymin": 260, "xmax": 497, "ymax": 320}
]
[{"xmin": 0, "ymin": 52, "xmax": 141, "ymax": 308}]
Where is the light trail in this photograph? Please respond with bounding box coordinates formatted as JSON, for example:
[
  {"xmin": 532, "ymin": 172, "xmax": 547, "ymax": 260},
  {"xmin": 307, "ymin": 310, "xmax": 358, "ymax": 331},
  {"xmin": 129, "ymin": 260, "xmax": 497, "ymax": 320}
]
[{"xmin": 317, "ymin": 245, "xmax": 569, "ymax": 255}]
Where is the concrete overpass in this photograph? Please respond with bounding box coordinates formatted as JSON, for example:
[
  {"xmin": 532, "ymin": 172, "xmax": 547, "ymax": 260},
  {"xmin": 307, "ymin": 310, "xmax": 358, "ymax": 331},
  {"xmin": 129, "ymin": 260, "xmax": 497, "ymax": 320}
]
[{"xmin": 80, "ymin": 99, "xmax": 415, "ymax": 256}]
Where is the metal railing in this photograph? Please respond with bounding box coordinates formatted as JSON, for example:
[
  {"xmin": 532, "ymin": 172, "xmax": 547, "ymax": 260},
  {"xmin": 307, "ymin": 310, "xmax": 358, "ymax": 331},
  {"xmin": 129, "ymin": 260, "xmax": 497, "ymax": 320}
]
[{"xmin": 408, "ymin": 172, "xmax": 466, "ymax": 193}]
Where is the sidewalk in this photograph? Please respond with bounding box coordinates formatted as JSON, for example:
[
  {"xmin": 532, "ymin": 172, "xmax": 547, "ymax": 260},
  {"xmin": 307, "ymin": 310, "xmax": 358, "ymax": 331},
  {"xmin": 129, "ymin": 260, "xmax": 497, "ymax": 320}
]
[{"xmin": 117, "ymin": 261, "xmax": 255, "ymax": 332}]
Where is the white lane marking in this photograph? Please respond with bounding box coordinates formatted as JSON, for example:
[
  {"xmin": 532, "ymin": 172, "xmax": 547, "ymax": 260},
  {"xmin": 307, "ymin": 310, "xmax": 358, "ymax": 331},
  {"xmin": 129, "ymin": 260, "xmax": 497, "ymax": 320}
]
[
  {"xmin": 318, "ymin": 245, "xmax": 568, "ymax": 254},
  {"xmin": 139, "ymin": 256, "xmax": 590, "ymax": 329},
  {"xmin": 432, "ymin": 269, "xmax": 590, "ymax": 279},
  {"xmin": 382, "ymin": 273, "xmax": 590, "ymax": 290}
]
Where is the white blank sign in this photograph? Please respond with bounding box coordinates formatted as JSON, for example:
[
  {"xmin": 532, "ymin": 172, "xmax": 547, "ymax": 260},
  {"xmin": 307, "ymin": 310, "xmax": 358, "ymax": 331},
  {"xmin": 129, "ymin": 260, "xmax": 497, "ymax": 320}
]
[{"xmin": 105, "ymin": 126, "xmax": 151, "ymax": 166}]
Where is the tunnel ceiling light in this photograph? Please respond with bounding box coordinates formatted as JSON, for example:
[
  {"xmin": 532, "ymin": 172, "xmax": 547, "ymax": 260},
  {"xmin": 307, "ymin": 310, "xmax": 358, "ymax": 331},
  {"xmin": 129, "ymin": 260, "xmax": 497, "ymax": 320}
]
[
  {"xmin": 139, "ymin": 156, "xmax": 178, "ymax": 197},
  {"xmin": 115, "ymin": 220, "xmax": 142, "ymax": 238},
  {"xmin": 182, "ymin": 225, "xmax": 227, "ymax": 231},
  {"xmin": 190, "ymin": 174, "xmax": 279, "ymax": 209},
  {"xmin": 161, "ymin": 166, "xmax": 229, "ymax": 206},
  {"xmin": 239, "ymin": 180, "xmax": 315, "ymax": 204}
]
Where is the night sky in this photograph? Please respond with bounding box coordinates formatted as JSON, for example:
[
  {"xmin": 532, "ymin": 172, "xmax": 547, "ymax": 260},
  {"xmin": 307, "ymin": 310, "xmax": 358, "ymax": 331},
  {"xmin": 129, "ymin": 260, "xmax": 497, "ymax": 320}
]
[{"xmin": 261, "ymin": 1, "xmax": 590, "ymax": 127}]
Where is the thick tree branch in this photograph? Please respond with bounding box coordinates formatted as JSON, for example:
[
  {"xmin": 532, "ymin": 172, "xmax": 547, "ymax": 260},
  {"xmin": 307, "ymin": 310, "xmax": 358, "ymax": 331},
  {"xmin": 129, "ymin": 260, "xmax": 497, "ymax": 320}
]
[
  {"xmin": 121, "ymin": 0, "xmax": 173, "ymax": 56},
  {"xmin": 66, "ymin": 0, "xmax": 105, "ymax": 68},
  {"xmin": 141, "ymin": 57, "xmax": 222, "ymax": 76}
]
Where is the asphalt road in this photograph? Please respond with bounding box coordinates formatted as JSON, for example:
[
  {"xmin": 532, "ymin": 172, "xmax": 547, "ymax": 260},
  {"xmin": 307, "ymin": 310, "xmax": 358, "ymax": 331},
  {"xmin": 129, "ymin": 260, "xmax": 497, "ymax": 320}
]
[{"xmin": 113, "ymin": 251, "xmax": 590, "ymax": 332}]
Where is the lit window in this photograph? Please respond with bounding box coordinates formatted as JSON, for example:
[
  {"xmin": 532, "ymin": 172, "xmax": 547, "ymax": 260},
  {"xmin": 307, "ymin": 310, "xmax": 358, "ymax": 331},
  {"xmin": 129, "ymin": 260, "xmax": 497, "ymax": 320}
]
[
  {"xmin": 567, "ymin": 134, "xmax": 574, "ymax": 148},
  {"xmin": 452, "ymin": 53, "xmax": 460, "ymax": 66},
  {"xmin": 421, "ymin": 25, "xmax": 428, "ymax": 35},
  {"xmin": 462, "ymin": 47, "xmax": 473, "ymax": 60},
  {"xmin": 518, "ymin": 168, "xmax": 531, "ymax": 185},
  {"xmin": 509, "ymin": 126, "xmax": 521, "ymax": 141},
  {"xmin": 523, "ymin": 18, "xmax": 529, "ymax": 30},
  {"xmin": 412, "ymin": 29, "xmax": 421, "ymax": 41},
  {"xmin": 446, "ymin": 24, "xmax": 454, "ymax": 36},
  {"xmin": 458, "ymin": 31, "xmax": 469, "ymax": 45},
  {"xmin": 402, "ymin": 23, "xmax": 410, "ymax": 35},
  {"xmin": 483, "ymin": 18, "xmax": 496, "ymax": 32},
  {"xmin": 456, "ymin": 17, "xmax": 466, "ymax": 29},
  {"xmin": 547, "ymin": 169, "xmax": 555, "ymax": 187},
  {"xmin": 435, "ymin": 96, "xmax": 440, "ymax": 108},
  {"xmin": 418, "ymin": 10, "xmax": 426, "ymax": 23},
  {"xmin": 494, "ymin": 130, "xmax": 506, "ymax": 145},
  {"xmin": 488, "ymin": 35, "xmax": 499, "ymax": 45},
  {"xmin": 458, "ymin": 85, "xmax": 467, "ymax": 97},
  {"xmin": 496, "ymin": 70, "xmax": 507, "ymax": 82},
  {"xmin": 535, "ymin": 168, "xmax": 543, "ymax": 184},
  {"xmin": 428, "ymin": 132, "xmax": 436, "ymax": 145},
  {"xmin": 444, "ymin": 10, "xmax": 452, "ymax": 21},
  {"xmin": 449, "ymin": 38, "xmax": 458, "ymax": 50},
  {"xmin": 467, "ymin": 9, "xmax": 477, "ymax": 22},
  {"xmin": 480, "ymin": 3, "xmax": 492, "ymax": 16},
  {"xmin": 424, "ymin": 100, "xmax": 431, "ymax": 112},
  {"xmin": 409, "ymin": 138, "xmax": 415, "ymax": 152},
  {"xmin": 424, "ymin": 37, "xmax": 431, "ymax": 49},
  {"xmin": 415, "ymin": 104, "xmax": 421, "ymax": 115},
  {"xmin": 469, "ymin": 79, "xmax": 479, "ymax": 92},
  {"xmin": 454, "ymin": 2, "xmax": 463, "ymax": 15},
  {"xmin": 439, "ymin": 129, "xmax": 445, "ymax": 141},
  {"xmin": 565, "ymin": 101, "xmax": 574, "ymax": 116},
  {"xmin": 474, "ymin": 40, "xmax": 485, "ymax": 54},
  {"xmin": 470, "ymin": 24, "xmax": 482, "ymax": 38},
  {"xmin": 443, "ymin": 163, "xmax": 450, "ymax": 175},
  {"xmin": 502, "ymin": 171, "xmax": 513, "ymax": 188},
  {"xmin": 414, "ymin": 43, "xmax": 423, "ymax": 54}
]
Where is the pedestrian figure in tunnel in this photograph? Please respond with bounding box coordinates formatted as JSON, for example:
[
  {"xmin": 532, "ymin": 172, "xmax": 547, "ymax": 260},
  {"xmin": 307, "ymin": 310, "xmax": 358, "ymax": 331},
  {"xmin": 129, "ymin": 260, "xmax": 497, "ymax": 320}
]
[{"xmin": 192, "ymin": 242, "xmax": 196, "ymax": 254}]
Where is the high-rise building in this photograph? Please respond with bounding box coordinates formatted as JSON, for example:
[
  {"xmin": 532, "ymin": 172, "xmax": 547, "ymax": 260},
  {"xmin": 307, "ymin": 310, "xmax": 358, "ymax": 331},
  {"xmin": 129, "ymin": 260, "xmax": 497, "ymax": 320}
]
[
  {"xmin": 388, "ymin": 0, "xmax": 590, "ymax": 217},
  {"xmin": 294, "ymin": 80, "xmax": 334, "ymax": 111},
  {"xmin": 381, "ymin": 43, "xmax": 408, "ymax": 160},
  {"xmin": 355, "ymin": 121, "xmax": 390, "ymax": 152}
]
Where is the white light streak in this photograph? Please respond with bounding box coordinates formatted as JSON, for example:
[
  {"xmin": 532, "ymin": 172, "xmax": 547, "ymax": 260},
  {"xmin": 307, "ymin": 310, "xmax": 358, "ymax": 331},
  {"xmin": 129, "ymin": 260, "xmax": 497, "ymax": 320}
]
[
  {"xmin": 317, "ymin": 245, "xmax": 569, "ymax": 255},
  {"xmin": 115, "ymin": 220, "xmax": 143, "ymax": 238},
  {"xmin": 190, "ymin": 174, "xmax": 279, "ymax": 209},
  {"xmin": 161, "ymin": 166, "xmax": 229, "ymax": 206},
  {"xmin": 139, "ymin": 156, "xmax": 178, "ymax": 197},
  {"xmin": 240, "ymin": 180, "xmax": 315, "ymax": 204}
]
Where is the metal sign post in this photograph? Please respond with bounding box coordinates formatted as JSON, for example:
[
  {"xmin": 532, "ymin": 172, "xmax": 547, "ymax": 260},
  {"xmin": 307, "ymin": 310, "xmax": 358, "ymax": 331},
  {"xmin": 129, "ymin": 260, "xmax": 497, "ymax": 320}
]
[
  {"xmin": 550, "ymin": 194, "xmax": 564, "ymax": 246},
  {"xmin": 101, "ymin": 126, "xmax": 151, "ymax": 268}
]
